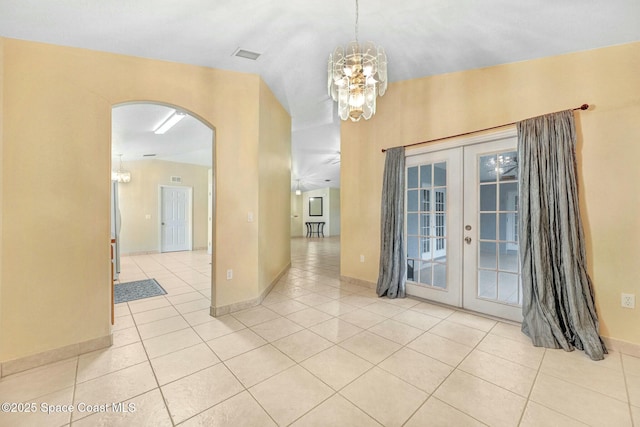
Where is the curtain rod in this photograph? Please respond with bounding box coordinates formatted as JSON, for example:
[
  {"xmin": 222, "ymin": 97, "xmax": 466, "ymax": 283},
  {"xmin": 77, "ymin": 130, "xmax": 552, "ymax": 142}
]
[{"xmin": 380, "ymin": 104, "xmax": 590, "ymax": 153}]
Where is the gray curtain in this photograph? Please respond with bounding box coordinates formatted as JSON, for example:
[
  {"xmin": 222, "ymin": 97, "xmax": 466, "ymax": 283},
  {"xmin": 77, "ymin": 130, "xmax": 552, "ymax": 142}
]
[
  {"xmin": 377, "ymin": 147, "xmax": 406, "ymax": 298},
  {"xmin": 518, "ymin": 110, "xmax": 606, "ymax": 360}
]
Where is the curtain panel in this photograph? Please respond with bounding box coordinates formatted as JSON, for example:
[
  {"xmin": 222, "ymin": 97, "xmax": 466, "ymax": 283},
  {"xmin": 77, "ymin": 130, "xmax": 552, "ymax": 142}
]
[
  {"xmin": 377, "ymin": 147, "xmax": 406, "ymax": 298},
  {"xmin": 517, "ymin": 110, "xmax": 606, "ymax": 360}
]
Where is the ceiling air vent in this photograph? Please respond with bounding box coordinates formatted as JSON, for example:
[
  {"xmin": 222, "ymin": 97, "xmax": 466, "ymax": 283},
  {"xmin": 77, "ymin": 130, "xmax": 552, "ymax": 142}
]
[
  {"xmin": 170, "ymin": 176, "xmax": 182, "ymax": 183},
  {"xmin": 233, "ymin": 48, "xmax": 261, "ymax": 61},
  {"xmin": 143, "ymin": 153, "xmax": 156, "ymax": 157}
]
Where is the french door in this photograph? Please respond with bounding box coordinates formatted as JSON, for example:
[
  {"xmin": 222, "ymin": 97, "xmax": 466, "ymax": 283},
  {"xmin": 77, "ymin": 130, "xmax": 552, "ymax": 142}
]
[
  {"xmin": 405, "ymin": 149, "xmax": 463, "ymax": 306},
  {"xmin": 405, "ymin": 135, "xmax": 523, "ymax": 322}
]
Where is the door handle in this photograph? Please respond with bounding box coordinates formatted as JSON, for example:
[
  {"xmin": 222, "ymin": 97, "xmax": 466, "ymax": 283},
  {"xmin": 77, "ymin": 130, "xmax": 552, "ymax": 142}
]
[
  {"xmin": 464, "ymin": 236, "xmax": 472, "ymax": 244},
  {"xmin": 162, "ymin": 222, "xmax": 165, "ymax": 225}
]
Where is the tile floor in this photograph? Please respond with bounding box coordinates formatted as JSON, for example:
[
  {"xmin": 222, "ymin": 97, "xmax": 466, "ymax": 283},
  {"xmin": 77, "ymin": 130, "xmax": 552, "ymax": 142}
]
[{"xmin": 1, "ymin": 237, "xmax": 639, "ymax": 426}]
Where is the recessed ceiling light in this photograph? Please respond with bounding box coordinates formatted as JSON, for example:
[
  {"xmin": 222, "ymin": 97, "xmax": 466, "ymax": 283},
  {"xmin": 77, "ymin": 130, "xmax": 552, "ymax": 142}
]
[{"xmin": 233, "ymin": 48, "xmax": 261, "ymax": 61}]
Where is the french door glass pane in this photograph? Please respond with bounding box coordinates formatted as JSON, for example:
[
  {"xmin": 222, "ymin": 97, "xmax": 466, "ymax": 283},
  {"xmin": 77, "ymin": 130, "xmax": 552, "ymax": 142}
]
[
  {"xmin": 479, "ymin": 155, "xmax": 497, "ymax": 183},
  {"xmin": 478, "ymin": 270, "xmax": 497, "ymax": 298},
  {"xmin": 498, "ymin": 272, "xmax": 519, "ymax": 303},
  {"xmin": 499, "ymin": 213, "xmax": 518, "ymax": 241},
  {"xmin": 498, "ymin": 151, "xmax": 518, "ymax": 181},
  {"xmin": 479, "ymin": 242, "xmax": 497, "ymax": 269},
  {"xmin": 433, "ymin": 263, "xmax": 446, "ymax": 288},
  {"xmin": 421, "ymin": 214, "xmax": 431, "ymax": 235},
  {"xmin": 420, "ymin": 237, "xmax": 430, "ymax": 260},
  {"xmin": 434, "ymin": 162, "xmax": 447, "ymax": 186},
  {"xmin": 407, "ymin": 236, "xmax": 419, "ymax": 259},
  {"xmin": 421, "ymin": 189, "xmax": 431, "ymax": 211},
  {"xmin": 419, "ymin": 262, "xmax": 432, "ymax": 285},
  {"xmin": 480, "ymin": 184, "xmax": 496, "ymax": 211},
  {"xmin": 498, "ymin": 243, "xmax": 518, "ymax": 272},
  {"xmin": 407, "ymin": 259, "xmax": 415, "ymax": 281},
  {"xmin": 420, "ymin": 165, "xmax": 432, "ymax": 187},
  {"xmin": 480, "ymin": 213, "xmax": 497, "ymax": 240},
  {"xmin": 408, "ymin": 167, "xmax": 419, "ymax": 188},
  {"xmin": 499, "ymin": 182, "xmax": 518, "ymax": 210},
  {"xmin": 408, "ymin": 190, "xmax": 419, "ymax": 211},
  {"xmin": 407, "ymin": 213, "xmax": 419, "ymax": 235}
]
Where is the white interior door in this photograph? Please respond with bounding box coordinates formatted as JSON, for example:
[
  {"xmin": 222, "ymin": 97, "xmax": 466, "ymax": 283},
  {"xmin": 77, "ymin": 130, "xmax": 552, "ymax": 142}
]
[
  {"xmin": 160, "ymin": 186, "xmax": 192, "ymax": 253},
  {"xmin": 405, "ymin": 134, "xmax": 522, "ymax": 322}
]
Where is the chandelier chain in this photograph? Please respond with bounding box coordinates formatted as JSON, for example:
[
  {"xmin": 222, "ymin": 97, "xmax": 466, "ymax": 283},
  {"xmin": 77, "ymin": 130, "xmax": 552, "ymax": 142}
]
[{"xmin": 355, "ymin": 0, "xmax": 359, "ymax": 43}]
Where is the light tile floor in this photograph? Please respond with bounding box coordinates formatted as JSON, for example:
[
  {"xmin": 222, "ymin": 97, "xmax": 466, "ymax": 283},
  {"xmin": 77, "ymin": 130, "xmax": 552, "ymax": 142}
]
[{"xmin": 1, "ymin": 237, "xmax": 638, "ymax": 426}]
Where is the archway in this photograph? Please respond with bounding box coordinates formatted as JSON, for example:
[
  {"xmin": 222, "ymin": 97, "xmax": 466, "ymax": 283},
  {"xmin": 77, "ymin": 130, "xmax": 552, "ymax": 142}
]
[{"xmin": 110, "ymin": 101, "xmax": 216, "ymax": 321}]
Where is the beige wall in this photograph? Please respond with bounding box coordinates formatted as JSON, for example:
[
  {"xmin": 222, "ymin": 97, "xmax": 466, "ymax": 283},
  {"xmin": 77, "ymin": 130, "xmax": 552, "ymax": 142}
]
[
  {"xmin": 341, "ymin": 42, "xmax": 640, "ymax": 346},
  {"xmin": 257, "ymin": 79, "xmax": 292, "ymax": 295},
  {"xmin": 0, "ymin": 38, "xmax": 291, "ymax": 362},
  {"xmin": 117, "ymin": 160, "xmax": 210, "ymax": 255}
]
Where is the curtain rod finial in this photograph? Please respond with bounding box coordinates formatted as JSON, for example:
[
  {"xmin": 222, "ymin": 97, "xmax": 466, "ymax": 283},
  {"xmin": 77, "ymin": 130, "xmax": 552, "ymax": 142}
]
[{"xmin": 580, "ymin": 104, "xmax": 589, "ymax": 110}]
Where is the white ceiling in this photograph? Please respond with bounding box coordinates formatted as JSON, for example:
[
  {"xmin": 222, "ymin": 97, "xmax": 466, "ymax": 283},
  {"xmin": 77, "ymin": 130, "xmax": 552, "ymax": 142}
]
[
  {"xmin": 112, "ymin": 103, "xmax": 214, "ymax": 167},
  {"xmin": 2, "ymin": 0, "xmax": 639, "ymax": 191}
]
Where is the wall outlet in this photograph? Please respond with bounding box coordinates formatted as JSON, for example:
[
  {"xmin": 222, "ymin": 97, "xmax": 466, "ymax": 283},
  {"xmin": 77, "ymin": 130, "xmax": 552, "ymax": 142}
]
[
  {"xmin": 360, "ymin": 255, "xmax": 365, "ymax": 263},
  {"xmin": 621, "ymin": 293, "xmax": 635, "ymax": 309},
  {"xmin": 247, "ymin": 212, "xmax": 254, "ymax": 222},
  {"xmin": 226, "ymin": 269, "xmax": 233, "ymax": 280}
]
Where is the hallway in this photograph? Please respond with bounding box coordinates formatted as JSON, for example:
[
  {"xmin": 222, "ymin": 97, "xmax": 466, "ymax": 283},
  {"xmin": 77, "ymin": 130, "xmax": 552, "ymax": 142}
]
[{"xmin": 0, "ymin": 237, "xmax": 637, "ymax": 426}]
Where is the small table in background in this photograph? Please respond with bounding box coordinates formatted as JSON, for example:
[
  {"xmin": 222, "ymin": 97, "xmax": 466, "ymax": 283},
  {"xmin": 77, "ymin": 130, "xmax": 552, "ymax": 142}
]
[{"xmin": 305, "ymin": 221, "xmax": 325, "ymax": 237}]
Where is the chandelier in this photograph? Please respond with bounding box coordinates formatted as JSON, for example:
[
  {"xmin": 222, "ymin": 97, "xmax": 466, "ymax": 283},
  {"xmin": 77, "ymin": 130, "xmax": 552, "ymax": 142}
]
[
  {"xmin": 112, "ymin": 154, "xmax": 131, "ymax": 183},
  {"xmin": 328, "ymin": 0, "xmax": 388, "ymax": 122}
]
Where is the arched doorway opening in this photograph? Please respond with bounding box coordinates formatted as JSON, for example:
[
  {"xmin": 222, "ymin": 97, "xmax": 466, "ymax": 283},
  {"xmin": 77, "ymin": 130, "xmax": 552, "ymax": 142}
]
[{"xmin": 110, "ymin": 101, "xmax": 216, "ymax": 322}]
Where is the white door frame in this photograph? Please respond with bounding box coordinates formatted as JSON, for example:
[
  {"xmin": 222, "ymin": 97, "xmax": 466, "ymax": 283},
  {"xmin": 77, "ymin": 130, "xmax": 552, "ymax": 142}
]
[
  {"xmin": 405, "ymin": 128, "xmax": 521, "ymax": 321},
  {"xmin": 159, "ymin": 185, "xmax": 193, "ymax": 253}
]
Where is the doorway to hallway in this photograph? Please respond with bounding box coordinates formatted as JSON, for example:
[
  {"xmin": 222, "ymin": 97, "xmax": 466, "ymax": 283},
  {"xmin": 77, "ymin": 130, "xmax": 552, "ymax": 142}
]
[{"xmin": 111, "ymin": 102, "xmax": 216, "ymax": 322}]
